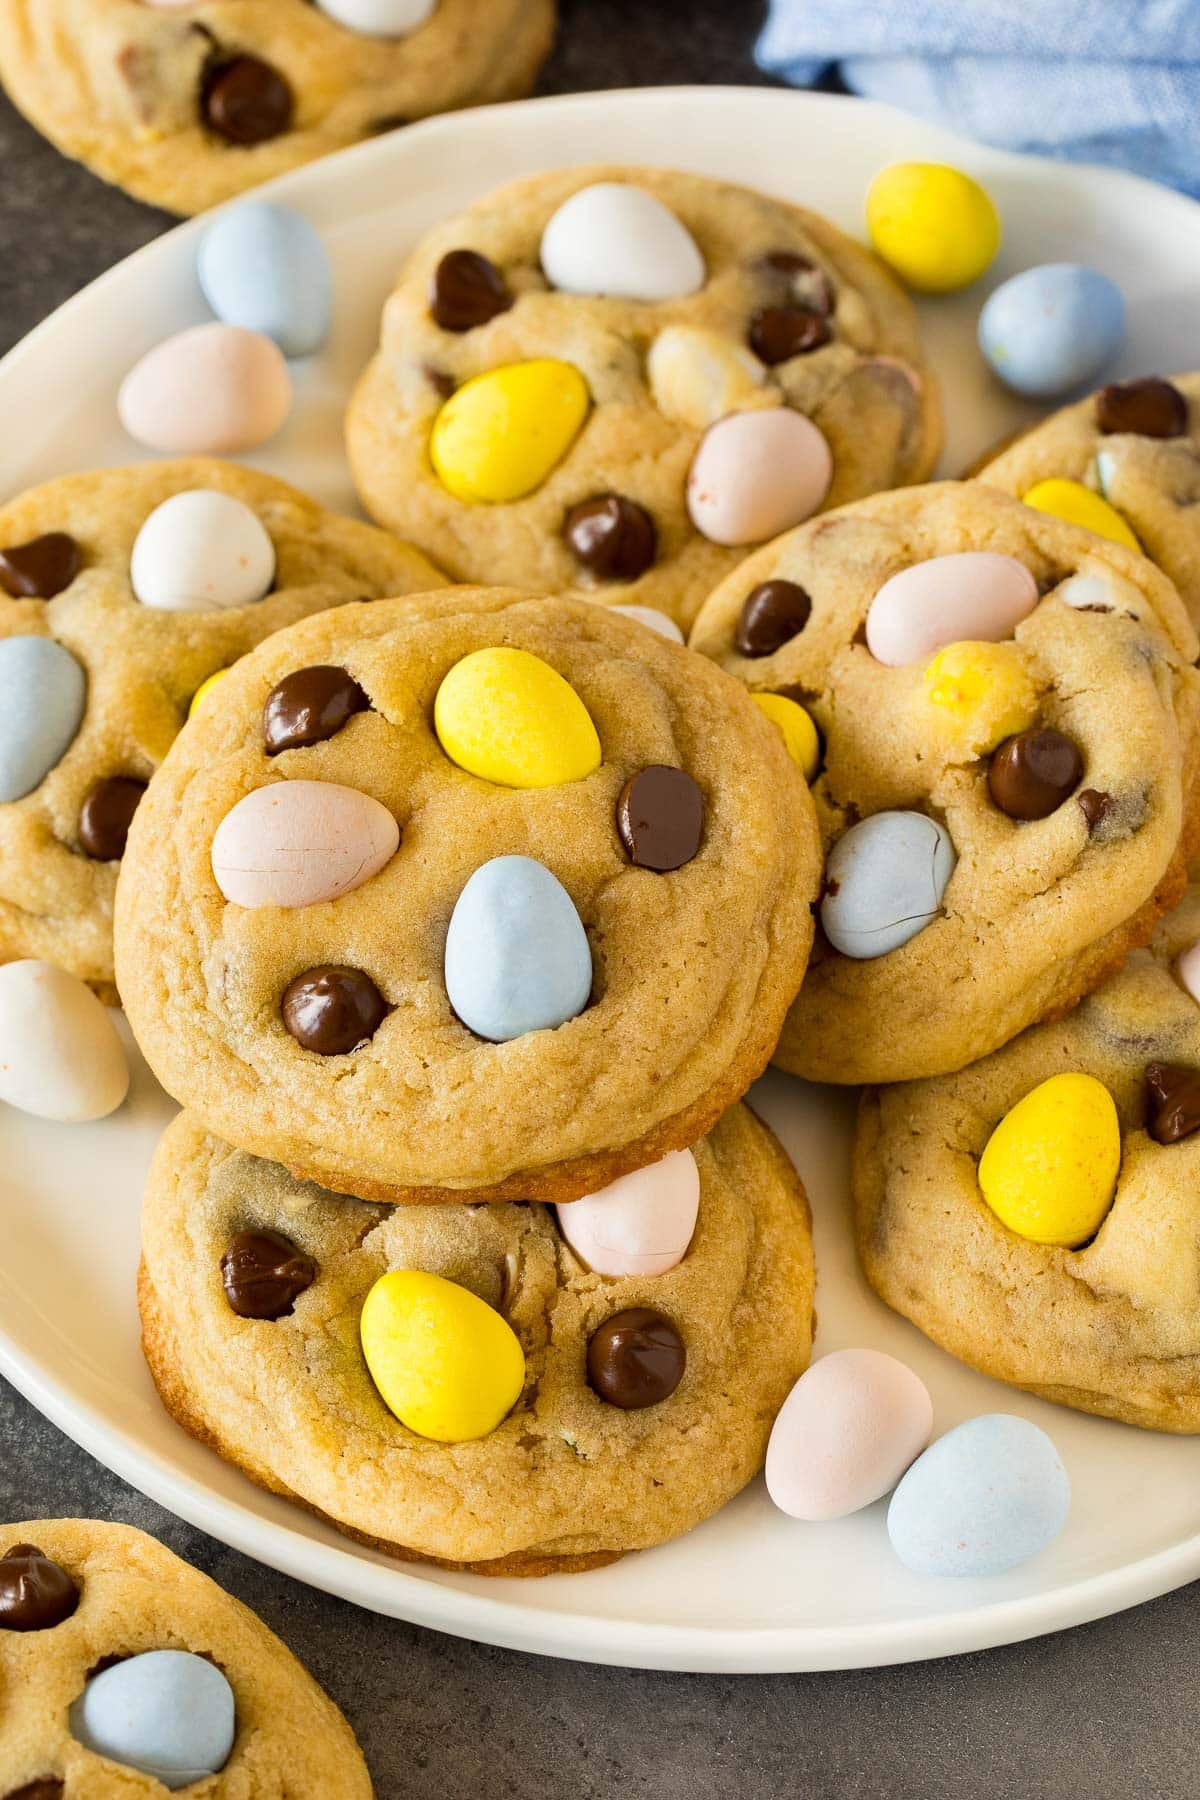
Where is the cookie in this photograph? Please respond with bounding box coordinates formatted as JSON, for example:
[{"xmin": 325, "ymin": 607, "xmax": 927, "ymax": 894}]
[
  {"xmin": 0, "ymin": 0, "xmax": 556, "ymax": 215},
  {"xmin": 977, "ymin": 373, "xmax": 1200, "ymax": 627},
  {"xmin": 346, "ymin": 165, "xmax": 941, "ymax": 630},
  {"xmin": 115, "ymin": 587, "xmax": 820, "ymax": 1202},
  {"xmin": 0, "ymin": 1518, "xmax": 370, "ymax": 1795},
  {"xmin": 0, "ymin": 459, "xmax": 444, "ymax": 999},
  {"xmin": 689, "ymin": 481, "xmax": 1200, "ymax": 1085},
  {"xmin": 855, "ymin": 881, "xmax": 1200, "ymax": 1432},
  {"xmin": 139, "ymin": 1102, "xmax": 815, "ymax": 1572}
]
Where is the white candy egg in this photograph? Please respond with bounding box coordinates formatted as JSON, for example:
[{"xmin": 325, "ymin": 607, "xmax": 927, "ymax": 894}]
[
  {"xmin": 0, "ymin": 960, "xmax": 129, "ymax": 1122},
  {"xmin": 540, "ymin": 183, "xmax": 705, "ymax": 301},
  {"xmin": 315, "ymin": 0, "xmax": 436, "ymax": 32},
  {"xmin": 130, "ymin": 490, "xmax": 276, "ymax": 612}
]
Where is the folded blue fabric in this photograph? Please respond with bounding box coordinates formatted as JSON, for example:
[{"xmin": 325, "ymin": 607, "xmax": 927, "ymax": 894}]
[{"xmin": 757, "ymin": 0, "xmax": 1200, "ymax": 195}]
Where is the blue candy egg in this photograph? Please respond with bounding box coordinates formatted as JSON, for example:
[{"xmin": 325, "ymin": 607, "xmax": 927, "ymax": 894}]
[
  {"xmin": 0, "ymin": 636, "xmax": 86, "ymax": 803},
  {"xmin": 70, "ymin": 1649, "xmax": 236, "ymax": 1789},
  {"xmin": 887, "ymin": 1414, "xmax": 1070, "ymax": 1578},
  {"xmin": 978, "ymin": 263, "xmax": 1125, "ymax": 399},
  {"xmin": 820, "ymin": 810, "xmax": 955, "ymax": 959},
  {"xmin": 445, "ymin": 855, "xmax": 592, "ymax": 1041},
  {"xmin": 198, "ymin": 202, "xmax": 333, "ymax": 358}
]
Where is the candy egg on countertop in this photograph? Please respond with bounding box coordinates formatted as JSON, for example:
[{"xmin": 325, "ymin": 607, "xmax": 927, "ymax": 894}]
[
  {"xmin": 130, "ymin": 489, "xmax": 276, "ymax": 611},
  {"xmin": 865, "ymin": 552, "xmax": 1038, "ymax": 666},
  {"xmin": 540, "ymin": 182, "xmax": 706, "ymax": 300},
  {"xmin": 821, "ymin": 811, "xmax": 956, "ymax": 959},
  {"xmin": 360, "ymin": 1268, "xmax": 525, "ymax": 1441},
  {"xmin": 0, "ymin": 960, "xmax": 129, "ymax": 1121},
  {"xmin": 1023, "ymin": 476, "xmax": 1140, "ymax": 551},
  {"xmin": 434, "ymin": 646, "xmax": 601, "ymax": 787},
  {"xmin": 198, "ymin": 202, "xmax": 333, "ymax": 357},
  {"xmin": 866, "ymin": 162, "xmax": 1000, "ymax": 294},
  {"xmin": 978, "ymin": 1071, "xmax": 1120, "ymax": 1248},
  {"xmin": 118, "ymin": 323, "xmax": 291, "ymax": 455},
  {"xmin": 211, "ymin": 780, "xmax": 400, "ymax": 909},
  {"xmin": 766, "ymin": 1349, "xmax": 933, "ymax": 1522},
  {"xmin": 887, "ymin": 1414, "xmax": 1070, "ymax": 1577},
  {"xmin": 430, "ymin": 359, "xmax": 590, "ymax": 503},
  {"xmin": 979, "ymin": 264, "xmax": 1125, "ymax": 400},
  {"xmin": 315, "ymin": 0, "xmax": 437, "ymax": 34},
  {"xmin": 608, "ymin": 604, "xmax": 684, "ymax": 643},
  {"xmin": 556, "ymin": 1149, "xmax": 701, "ymax": 1278},
  {"xmin": 70, "ymin": 1650, "xmax": 235, "ymax": 1790},
  {"xmin": 0, "ymin": 635, "xmax": 86, "ymax": 803},
  {"xmin": 444, "ymin": 855, "xmax": 592, "ymax": 1042},
  {"xmin": 686, "ymin": 409, "xmax": 832, "ymax": 546}
]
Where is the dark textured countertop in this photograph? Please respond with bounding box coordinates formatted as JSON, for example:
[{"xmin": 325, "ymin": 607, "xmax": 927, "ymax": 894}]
[{"xmin": 0, "ymin": 6, "xmax": 1196, "ymax": 1796}]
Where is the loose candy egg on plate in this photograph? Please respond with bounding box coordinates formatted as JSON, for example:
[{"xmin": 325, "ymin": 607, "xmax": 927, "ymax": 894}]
[
  {"xmin": 360, "ymin": 1268, "xmax": 525, "ymax": 1441},
  {"xmin": 430, "ymin": 359, "xmax": 590, "ymax": 503},
  {"xmin": 821, "ymin": 811, "xmax": 956, "ymax": 959},
  {"xmin": 211, "ymin": 780, "xmax": 399, "ymax": 909},
  {"xmin": 979, "ymin": 264, "xmax": 1125, "ymax": 399},
  {"xmin": 0, "ymin": 635, "xmax": 86, "ymax": 803},
  {"xmin": 556, "ymin": 1149, "xmax": 701, "ymax": 1278},
  {"xmin": 70, "ymin": 1650, "xmax": 236, "ymax": 1790},
  {"xmin": 118, "ymin": 323, "xmax": 292, "ymax": 455},
  {"xmin": 865, "ymin": 552, "xmax": 1039, "ymax": 666},
  {"xmin": 766, "ymin": 1348, "xmax": 933, "ymax": 1522},
  {"xmin": 130, "ymin": 490, "xmax": 276, "ymax": 611},
  {"xmin": 686, "ymin": 409, "xmax": 832, "ymax": 546},
  {"xmin": 540, "ymin": 182, "xmax": 706, "ymax": 301},
  {"xmin": 198, "ymin": 201, "xmax": 333, "ymax": 357},
  {"xmin": 866, "ymin": 161, "xmax": 1000, "ymax": 294},
  {"xmin": 444, "ymin": 855, "xmax": 593, "ymax": 1042},
  {"xmin": 434, "ymin": 646, "xmax": 601, "ymax": 788},
  {"xmin": 0, "ymin": 960, "xmax": 129, "ymax": 1122},
  {"xmin": 978, "ymin": 1071, "xmax": 1121, "ymax": 1248}
]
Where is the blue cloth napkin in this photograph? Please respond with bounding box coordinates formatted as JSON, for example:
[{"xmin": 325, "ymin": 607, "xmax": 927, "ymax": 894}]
[{"xmin": 757, "ymin": 0, "xmax": 1200, "ymax": 195}]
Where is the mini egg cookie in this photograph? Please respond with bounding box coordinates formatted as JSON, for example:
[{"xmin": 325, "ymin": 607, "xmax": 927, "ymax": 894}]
[
  {"xmin": 346, "ymin": 166, "xmax": 941, "ymax": 630},
  {"xmin": 978, "ymin": 373, "xmax": 1200, "ymax": 627},
  {"xmin": 0, "ymin": 460, "xmax": 443, "ymax": 999},
  {"xmin": 855, "ymin": 881, "xmax": 1200, "ymax": 1432},
  {"xmin": 0, "ymin": 1518, "xmax": 371, "ymax": 1795},
  {"xmin": 689, "ymin": 481, "xmax": 1200, "ymax": 1085},
  {"xmin": 114, "ymin": 588, "xmax": 819, "ymax": 1202},
  {"xmin": 138, "ymin": 1102, "xmax": 815, "ymax": 1571},
  {"xmin": 0, "ymin": 0, "xmax": 555, "ymax": 215}
]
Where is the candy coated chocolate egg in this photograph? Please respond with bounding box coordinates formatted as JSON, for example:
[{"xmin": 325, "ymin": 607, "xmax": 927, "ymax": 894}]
[
  {"xmin": 189, "ymin": 668, "xmax": 231, "ymax": 717},
  {"xmin": 0, "ymin": 961, "xmax": 129, "ymax": 1122},
  {"xmin": 1021, "ymin": 478, "xmax": 1139, "ymax": 550},
  {"xmin": 118, "ymin": 323, "xmax": 291, "ymax": 454},
  {"xmin": 887, "ymin": 1414, "xmax": 1070, "ymax": 1577},
  {"xmin": 1056, "ymin": 568, "xmax": 1142, "ymax": 613},
  {"xmin": 978, "ymin": 1071, "xmax": 1119, "ymax": 1247},
  {"xmin": 821, "ymin": 811, "xmax": 955, "ymax": 959},
  {"xmin": 686, "ymin": 409, "xmax": 832, "ymax": 546},
  {"xmin": 430, "ymin": 359, "xmax": 589, "ymax": 503},
  {"xmin": 1176, "ymin": 940, "xmax": 1200, "ymax": 1005},
  {"xmin": 921, "ymin": 642, "xmax": 1038, "ymax": 755},
  {"xmin": 360, "ymin": 1269, "xmax": 525, "ymax": 1441},
  {"xmin": 540, "ymin": 183, "xmax": 705, "ymax": 301},
  {"xmin": 211, "ymin": 780, "xmax": 399, "ymax": 909},
  {"xmin": 131, "ymin": 490, "xmax": 275, "ymax": 611},
  {"xmin": 198, "ymin": 201, "xmax": 332, "ymax": 356},
  {"xmin": 0, "ymin": 636, "xmax": 86, "ymax": 802},
  {"xmin": 979, "ymin": 264, "xmax": 1124, "ymax": 399},
  {"xmin": 556, "ymin": 1149, "xmax": 700, "ymax": 1277},
  {"xmin": 608, "ymin": 604, "xmax": 684, "ymax": 643},
  {"xmin": 444, "ymin": 855, "xmax": 592, "ymax": 1041},
  {"xmin": 766, "ymin": 1349, "xmax": 933, "ymax": 1522},
  {"xmin": 435, "ymin": 646, "xmax": 600, "ymax": 788},
  {"xmin": 70, "ymin": 1650, "xmax": 235, "ymax": 1789},
  {"xmin": 316, "ymin": 0, "xmax": 436, "ymax": 33},
  {"xmin": 865, "ymin": 552, "xmax": 1038, "ymax": 666},
  {"xmin": 646, "ymin": 324, "xmax": 765, "ymax": 429},
  {"xmin": 866, "ymin": 162, "xmax": 999, "ymax": 294},
  {"xmin": 751, "ymin": 692, "xmax": 820, "ymax": 778}
]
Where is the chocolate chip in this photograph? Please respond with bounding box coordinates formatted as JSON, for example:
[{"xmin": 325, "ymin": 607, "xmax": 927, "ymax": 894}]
[
  {"xmin": 282, "ymin": 964, "xmax": 389, "ymax": 1055},
  {"xmin": 263, "ymin": 666, "xmax": 370, "ymax": 754},
  {"xmin": 5, "ymin": 1781, "xmax": 65, "ymax": 1799},
  {"xmin": 587, "ymin": 1308, "xmax": 685, "ymax": 1409},
  {"xmin": 430, "ymin": 250, "xmax": 513, "ymax": 332},
  {"xmin": 748, "ymin": 306, "xmax": 831, "ymax": 365},
  {"xmin": 221, "ymin": 1229, "xmax": 317, "ymax": 1320},
  {"xmin": 202, "ymin": 56, "xmax": 293, "ymax": 145},
  {"xmin": 1145, "ymin": 1062, "xmax": 1200, "ymax": 1144},
  {"xmin": 78, "ymin": 776, "xmax": 147, "ymax": 861},
  {"xmin": 0, "ymin": 533, "xmax": 80, "ymax": 600},
  {"xmin": 0, "ymin": 1545, "xmax": 79, "ymax": 1632},
  {"xmin": 563, "ymin": 495, "xmax": 657, "ymax": 580},
  {"xmin": 735, "ymin": 579, "xmax": 812, "ymax": 657},
  {"xmin": 617, "ymin": 766, "xmax": 704, "ymax": 871},
  {"xmin": 1095, "ymin": 377, "xmax": 1188, "ymax": 439},
  {"xmin": 424, "ymin": 365, "xmax": 456, "ymax": 399},
  {"xmin": 988, "ymin": 728, "xmax": 1083, "ymax": 821},
  {"xmin": 1078, "ymin": 788, "xmax": 1114, "ymax": 831},
  {"xmin": 758, "ymin": 250, "xmax": 835, "ymax": 317}
]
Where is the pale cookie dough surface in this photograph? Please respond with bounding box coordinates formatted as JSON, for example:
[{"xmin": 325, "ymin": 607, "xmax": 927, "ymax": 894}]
[
  {"xmin": 0, "ymin": 459, "xmax": 444, "ymax": 998},
  {"xmin": 347, "ymin": 165, "xmax": 940, "ymax": 630},
  {"xmin": 0, "ymin": 0, "xmax": 555, "ymax": 215},
  {"xmin": 115, "ymin": 588, "xmax": 819, "ymax": 1202},
  {"xmin": 0, "ymin": 1517, "xmax": 371, "ymax": 1796},
  {"xmin": 855, "ymin": 883, "xmax": 1200, "ymax": 1432},
  {"xmin": 139, "ymin": 1103, "xmax": 815, "ymax": 1571},
  {"xmin": 689, "ymin": 482, "xmax": 1200, "ymax": 1085}
]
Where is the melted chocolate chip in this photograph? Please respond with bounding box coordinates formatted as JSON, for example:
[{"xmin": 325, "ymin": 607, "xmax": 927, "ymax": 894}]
[
  {"xmin": 735, "ymin": 579, "xmax": 812, "ymax": 657},
  {"xmin": 758, "ymin": 250, "xmax": 835, "ymax": 317},
  {"xmin": 1095, "ymin": 377, "xmax": 1188, "ymax": 439},
  {"xmin": 424, "ymin": 365, "xmax": 456, "ymax": 399},
  {"xmin": 78, "ymin": 776, "xmax": 147, "ymax": 861},
  {"xmin": 1078, "ymin": 788, "xmax": 1115, "ymax": 831},
  {"xmin": 202, "ymin": 56, "xmax": 294, "ymax": 145},
  {"xmin": 430, "ymin": 249, "xmax": 513, "ymax": 332},
  {"xmin": 263, "ymin": 666, "xmax": 370, "ymax": 754},
  {"xmin": 617, "ymin": 766, "xmax": 704, "ymax": 871},
  {"xmin": 988, "ymin": 728, "xmax": 1083, "ymax": 821},
  {"xmin": 283, "ymin": 964, "xmax": 389, "ymax": 1055},
  {"xmin": 748, "ymin": 306, "xmax": 830, "ymax": 365},
  {"xmin": 563, "ymin": 495, "xmax": 657, "ymax": 580},
  {"xmin": 0, "ymin": 1545, "xmax": 79, "ymax": 1632},
  {"xmin": 5, "ymin": 1781, "xmax": 65, "ymax": 1799},
  {"xmin": 221, "ymin": 1229, "xmax": 317, "ymax": 1320},
  {"xmin": 587, "ymin": 1308, "xmax": 685, "ymax": 1409},
  {"xmin": 0, "ymin": 532, "xmax": 80, "ymax": 600},
  {"xmin": 1145, "ymin": 1062, "xmax": 1200, "ymax": 1144}
]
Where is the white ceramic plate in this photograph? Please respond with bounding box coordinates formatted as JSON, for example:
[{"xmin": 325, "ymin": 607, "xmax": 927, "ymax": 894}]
[{"xmin": 3, "ymin": 87, "xmax": 1200, "ymax": 1674}]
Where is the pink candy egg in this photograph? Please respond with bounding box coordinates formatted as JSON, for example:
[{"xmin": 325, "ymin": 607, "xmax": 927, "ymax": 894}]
[
  {"xmin": 211, "ymin": 781, "xmax": 399, "ymax": 909},
  {"xmin": 686, "ymin": 409, "xmax": 832, "ymax": 546},
  {"xmin": 555, "ymin": 1148, "xmax": 700, "ymax": 1277},
  {"xmin": 865, "ymin": 551, "xmax": 1038, "ymax": 666},
  {"xmin": 765, "ymin": 1347, "xmax": 933, "ymax": 1522},
  {"xmin": 118, "ymin": 324, "xmax": 291, "ymax": 455},
  {"xmin": 1177, "ymin": 939, "xmax": 1200, "ymax": 1004}
]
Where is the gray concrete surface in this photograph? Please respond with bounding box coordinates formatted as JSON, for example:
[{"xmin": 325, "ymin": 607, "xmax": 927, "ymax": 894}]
[{"xmin": 0, "ymin": 4, "xmax": 1196, "ymax": 1795}]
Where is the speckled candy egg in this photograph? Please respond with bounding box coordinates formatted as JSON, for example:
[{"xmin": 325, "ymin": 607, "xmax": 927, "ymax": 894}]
[
  {"xmin": 821, "ymin": 811, "xmax": 956, "ymax": 959},
  {"xmin": 0, "ymin": 960, "xmax": 129, "ymax": 1121},
  {"xmin": 444, "ymin": 855, "xmax": 592, "ymax": 1041},
  {"xmin": 887, "ymin": 1414, "xmax": 1070, "ymax": 1577},
  {"xmin": 198, "ymin": 202, "xmax": 333, "ymax": 357},
  {"xmin": 70, "ymin": 1649, "xmax": 236, "ymax": 1790},
  {"xmin": 0, "ymin": 635, "xmax": 86, "ymax": 802},
  {"xmin": 686, "ymin": 409, "xmax": 832, "ymax": 546},
  {"xmin": 118, "ymin": 322, "xmax": 292, "ymax": 454},
  {"xmin": 211, "ymin": 780, "xmax": 400, "ymax": 909},
  {"xmin": 130, "ymin": 490, "xmax": 276, "ymax": 611},
  {"xmin": 766, "ymin": 1349, "xmax": 933, "ymax": 1521},
  {"xmin": 979, "ymin": 264, "xmax": 1125, "ymax": 399},
  {"xmin": 540, "ymin": 183, "xmax": 706, "ymax": 301},
  {"xmin": 556, "ymin": 1149, "xmax": 701, "ymax": 1278},
  {"xmin": 865, "ymin": 552, "xmax": 1038, "ymax": 666}
]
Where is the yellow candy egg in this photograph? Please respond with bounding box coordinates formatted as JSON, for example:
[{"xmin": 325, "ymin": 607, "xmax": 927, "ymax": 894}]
[
  {"xmin": 978, "ymin": 1072, "xmax": 1121, "ymax": 1248},
  {"xmin": 360, "ymin": 1269, "xmax": 525, "ymax": 1442},
  {"xmin": 188, "ymin": 667, "xmax": 230, "ymax": 717},
  {"xmin": 865, "ymin": 162, "xmax": 1000, "ymax": 294},
  {"xmin": 921, "ymin": 642, "xmax": 1038, "ymax": 754},
  {"xmin": 751, "ymin": 692, "xmax": 820, "ymax": 780},
  {"xmin": 1021, "ymin": 478, "xmax": 1140, "ymax": 551},
  {"xmin": 430, "ymin": 358, "xmax": 590, "ymax": 503},
  {"xmin": 434, "ymin": 646, "xmax": 601, "ymax": 788}
]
